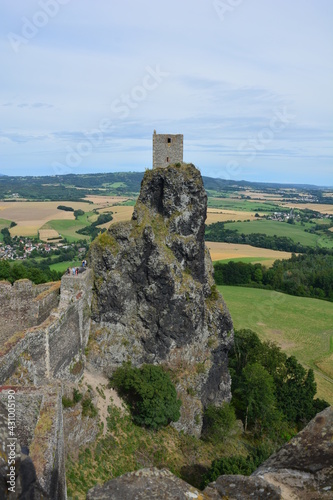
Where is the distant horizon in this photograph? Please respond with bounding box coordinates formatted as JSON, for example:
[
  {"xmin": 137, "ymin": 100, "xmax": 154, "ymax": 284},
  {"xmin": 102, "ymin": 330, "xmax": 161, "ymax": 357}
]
[{"xmin": 0, "ymin": 168, "xmax": 332, "ymax": 189}]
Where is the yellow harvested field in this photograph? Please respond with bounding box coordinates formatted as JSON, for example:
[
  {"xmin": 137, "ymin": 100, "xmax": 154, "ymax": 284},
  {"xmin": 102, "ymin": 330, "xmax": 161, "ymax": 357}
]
[
  {"xmin": 281, "ymin": 203, "xmax": 333, "ymax": 214},
  {"xmin": 206, "ymin": 209, "xmax": 262, "ymax": 224},
  {"xmin": 39, "ymin": 229, "xmax": 60, "ymax": 241},
  {"xmin": 99, "ymin": 206, "xmax": 134, "ymax": 228},
  {"xmin": 238, "ymin": 190, "xmax": 284, "ymax": 201},
  {"xmin": 206, "ymin": 242, "xmax": 293, "ymax": 266},
  {"xmin": 84, "ymin": 195, "xmax": 129, "ymax": 205},
  {"xmin": 0, "ymin": 201, "xmax": 103, "ymax": 237}
]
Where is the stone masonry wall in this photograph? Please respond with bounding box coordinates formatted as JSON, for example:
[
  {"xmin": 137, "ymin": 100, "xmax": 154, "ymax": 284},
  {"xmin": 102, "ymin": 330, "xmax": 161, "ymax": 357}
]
[
  {"xmin": 0, "ymin": 385, "xmax": 66, "ymax": 499},
  {"xmin": 0, "ymin": 280, "xmax": 60, "ymax": 345},
  {"xmin": 152, "ymin": 132, "xmax": 183, "ymax": 168},
  {"xmin": 0, "ymin": 270, "xmax": 93, "ymax": 386}
]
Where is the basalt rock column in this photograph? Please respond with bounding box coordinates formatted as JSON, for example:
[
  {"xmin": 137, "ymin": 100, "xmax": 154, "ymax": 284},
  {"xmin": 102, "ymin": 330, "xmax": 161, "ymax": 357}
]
[{"xmin": 88, "ymin": 163, "xmax": 233, "ymax": 435}]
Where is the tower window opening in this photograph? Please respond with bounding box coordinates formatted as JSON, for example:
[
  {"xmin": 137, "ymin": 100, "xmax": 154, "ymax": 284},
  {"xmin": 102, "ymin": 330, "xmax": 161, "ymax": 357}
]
[
  {"xmin": 166, "ymin": 157, "xmax": 170, "ymax": 162},
  {"xmin": 167, "ymin": 137, "xmax": 171, "ymax": 143}
]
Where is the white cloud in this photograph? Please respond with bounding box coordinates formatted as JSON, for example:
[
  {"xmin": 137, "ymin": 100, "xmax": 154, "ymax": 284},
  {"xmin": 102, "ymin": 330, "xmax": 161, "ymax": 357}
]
[{"xmin": 0, "ymin": 0, "xmax": 332, "ymax": 184}]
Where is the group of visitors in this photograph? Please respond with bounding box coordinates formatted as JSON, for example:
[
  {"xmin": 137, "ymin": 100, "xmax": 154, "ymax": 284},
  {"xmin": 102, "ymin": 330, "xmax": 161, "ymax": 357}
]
[{"xmin": 66, "ymin": 260, "xmax": 87, "ymax": 276}]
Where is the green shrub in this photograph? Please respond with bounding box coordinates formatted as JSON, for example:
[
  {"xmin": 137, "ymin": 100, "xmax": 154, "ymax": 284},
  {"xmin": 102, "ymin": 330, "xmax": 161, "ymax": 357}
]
[
  {"xmin": 187, "ymin": 387, "xmax": 196, "ymax": 397},
  {"xmin": 57, "ymin": 205, "xmax": 74, "ymax": 212},
  {"xmin": 203, "ymin": 402, "xmax": 236, "ymax": 443},
  {"xmin": 74, "ymin": 209, "xmax": 85, "ymax": 219},
  {"xmin": 202, "ymin": 444, "xmax": 272, "ymax": 487},
  {"xmin": 62, "ymin": 396, "xmax": 75, "ymax": 408},
  {"xmin": 62, "ymin": 389, "xmax": 83, "ymax": 408},
  {"xmin": 203, "ymin": 456, "xmax": 255, "ymax": 486},
  {"xmin": 73, "ymin": 388, "xmax": 83, "ymax": 403},
  {"xmin": 82, "ymin": 397, "xmax": 98, "ymax": 418},
  {"xmin": 111, "ymin": 363, "xmax": 181, "ymax": 429}
]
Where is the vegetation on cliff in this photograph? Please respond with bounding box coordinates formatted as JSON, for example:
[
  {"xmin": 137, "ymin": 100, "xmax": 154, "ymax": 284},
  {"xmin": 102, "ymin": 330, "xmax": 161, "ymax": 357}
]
[
  {"xmin": 65, "ymin": 330, "xmax": 328, "ymax": 497},
  {"xmin": 111, "ymin": 364, "xmax": 181, "ymax": 429},
  {"xmin": 229, "ymin": 330, "xmax": 328, "ymax": 434}
]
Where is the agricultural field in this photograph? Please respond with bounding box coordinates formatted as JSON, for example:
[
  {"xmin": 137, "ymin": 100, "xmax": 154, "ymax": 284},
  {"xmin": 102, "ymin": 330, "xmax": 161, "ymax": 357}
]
[
  {"xmin": 281, "ymin": 203, "xmax": 333, "ymax": 215},
  {"xmin": 39, "ymin": 209, "xmax": 99, "ymax": 242},
  {"xmin": 0, "ymin": 201, "xmax": 92, "ymax": 237},
  {"xmin": 39, "ymin": 229, "xmax": 62, "ymax": 242},
  {"xmin": 206, "ymin": 242, "xmax": 293, "ymax": 266},
  {"xmin": 0, "ymin": 197, "xmax": 127, "ymax": 239},
  {"xmin": 84, "ymin": 195, "xmax": 129, "ymax": 205},
  {"xmin": 208, "ymin": 197, "xmax": 281, "ymax": 212},
  {"xmin": 225, "ymin": 220, "xmax": 333, "ymax": 248},
  {"xmin": 237, "ymin": 190, "xmax": 285, "ymax": 201},
  {"xmin": 99, "ymin": 205, "xmax": 134, "ymax": 227},
  {"xmin": 219, "ymin": 286, "xmax": 333, "ymax": 405},
  {"xmin": 206, "ymin": 209, "xmax": 263, "ymax": 224}
]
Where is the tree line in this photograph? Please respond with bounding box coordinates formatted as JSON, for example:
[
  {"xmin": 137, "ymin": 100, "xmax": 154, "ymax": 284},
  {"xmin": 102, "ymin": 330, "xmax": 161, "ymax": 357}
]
[
  {"xmin": 0, "ymin": 259, "xmax": 62, "ymax": 284},
  {"xmin": 214, "ymin": 253, "xmax": 333, "ymax": 301},
  {"xmin": 205, "ymin": 221, "xmax": 311, "ymax": 253},
  {"xmin": 76, "ymin": 212, "xmax": 113, "ymax": 239}
]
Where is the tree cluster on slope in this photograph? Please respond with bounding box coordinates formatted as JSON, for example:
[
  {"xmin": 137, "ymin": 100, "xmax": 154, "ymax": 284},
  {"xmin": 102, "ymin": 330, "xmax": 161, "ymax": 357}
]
[{"xmin": 214, "ymin": 253, "xmax": 333, "ymax": 301}]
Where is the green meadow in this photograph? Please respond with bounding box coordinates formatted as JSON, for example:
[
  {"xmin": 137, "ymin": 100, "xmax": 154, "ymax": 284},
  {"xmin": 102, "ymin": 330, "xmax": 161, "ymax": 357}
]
[
  {"xmin": 41, "ymin": 212, "xmax": 95, "ymax": 242},
  {"xmin": 41, "ymin": 211, "xmax": 109, "ymax": 242},
  {"xmin": 207, "ymin": 198, "xmax": 280, "ymax": 212},
  {"xmin": 225, "ymin": 220, "xmax": 333, "ymax": 248},
  {"xmin": 218, "ymin": 285, "xmax": 333, "ymax": 405},
  {"xmin": 50, "ymin": 260, "xmax": 82, "ymax": 272}
]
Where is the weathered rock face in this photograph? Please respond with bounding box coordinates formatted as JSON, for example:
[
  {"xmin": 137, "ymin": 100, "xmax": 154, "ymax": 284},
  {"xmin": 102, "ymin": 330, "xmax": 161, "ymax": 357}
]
[
  {"xmin": 87, "ymin": 467, "xmax": 204, "ymax": 500},
  {"xmin": 86, "ymin": 468, "xmax": 281, "ymax": 500},
  {"xmin": 88, "ymin": 163, "xmax": 233, "ymax": 434},
  {"xmin": 203, "ymin": 475, "xmax": 281, "ymax": 499},
  {"xmin": 253, "ymin": 406, "xmax": 333, "ymax": 499}
]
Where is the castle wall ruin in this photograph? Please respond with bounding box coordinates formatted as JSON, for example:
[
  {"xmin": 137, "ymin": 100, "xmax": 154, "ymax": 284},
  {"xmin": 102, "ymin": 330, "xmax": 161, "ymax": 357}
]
[
  {"xmin": 0, "ymin": 279, "xmax": 60, "ymax": 345},
  {"xmin": 0, "ymin": 385, "xmax": 66, "ymax": 499},
  {"xmin": 0, "ymin": 270, "xmax": 93, "ymax": 386}
]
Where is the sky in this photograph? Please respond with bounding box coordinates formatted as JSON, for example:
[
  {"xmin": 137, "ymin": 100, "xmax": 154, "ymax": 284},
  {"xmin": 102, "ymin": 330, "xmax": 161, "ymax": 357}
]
[{"xmin": 0, "ymin": 0, "xmax": 332, "ymax": 185}]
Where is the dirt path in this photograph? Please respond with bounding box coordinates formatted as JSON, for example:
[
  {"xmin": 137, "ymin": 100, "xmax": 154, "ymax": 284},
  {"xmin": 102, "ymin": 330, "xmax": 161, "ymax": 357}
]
[{"xmin": 82, "ymin": 369, "xmax": 125, "ymax": 435}]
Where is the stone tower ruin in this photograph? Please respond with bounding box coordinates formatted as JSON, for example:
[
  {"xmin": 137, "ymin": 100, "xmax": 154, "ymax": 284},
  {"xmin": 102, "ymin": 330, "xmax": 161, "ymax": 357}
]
[{"xmin": 152, "ymin": 130, "xmax": 183, "ymax": 168}]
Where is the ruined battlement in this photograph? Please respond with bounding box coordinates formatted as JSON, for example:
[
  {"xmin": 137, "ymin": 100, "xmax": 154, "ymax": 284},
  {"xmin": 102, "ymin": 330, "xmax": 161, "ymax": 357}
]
[
  {"xmin": 0, "ymin": 270, "xmax": 93, "ymax": 387},
  {"xmin": 0, "ymin": 279, "xmax": 60, "ymax": 345},
  {"xmin": 152, "ymin": 130, "xmax": 183, "ymax": 168}
]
